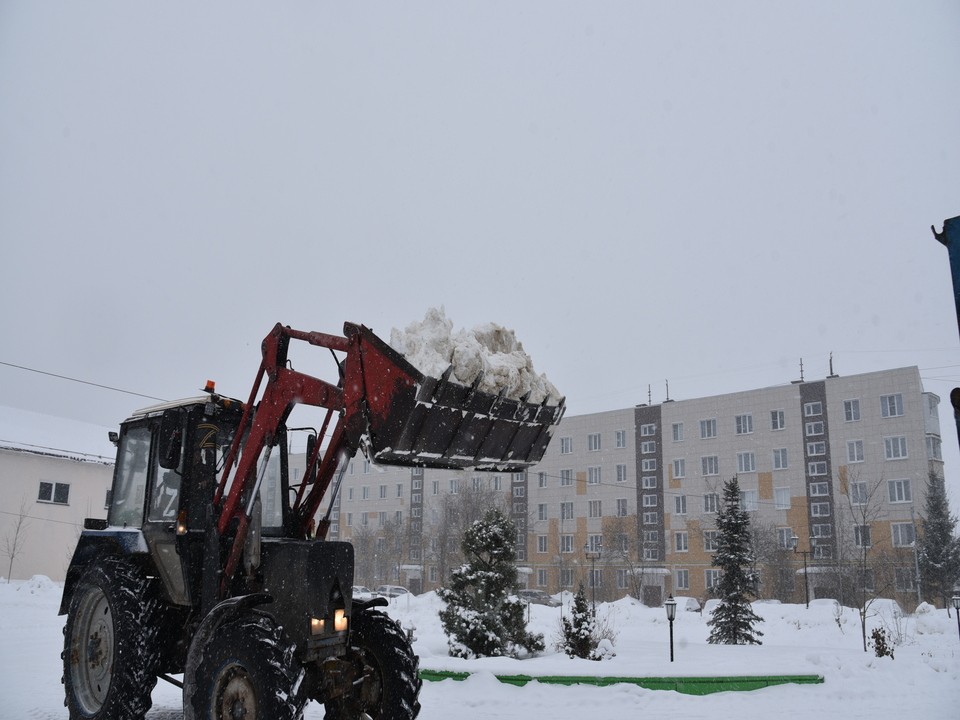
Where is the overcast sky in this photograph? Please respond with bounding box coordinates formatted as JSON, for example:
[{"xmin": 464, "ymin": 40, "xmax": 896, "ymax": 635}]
[{"xmin": 2, "ymin": 2, "xmax": 959, "ymax": 496}]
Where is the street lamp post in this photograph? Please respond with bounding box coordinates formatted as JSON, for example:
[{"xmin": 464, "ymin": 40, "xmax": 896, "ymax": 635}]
[
  {"xmin": 790, "ymin": 535, "xmax": 813, "ymax": 609},
  {"xmin": 664, "ymin": 595, "xmax": 677, "ymax": 662},
  {"xmin": 952, "ymin": 596, "xmax": 960, "ymax": 642},
  {"xmin": 584, "ymin": 543, "xmax": 602, "ymax": 614}
]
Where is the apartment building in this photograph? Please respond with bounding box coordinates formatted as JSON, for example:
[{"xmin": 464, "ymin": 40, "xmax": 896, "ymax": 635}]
[{"xmin": 327, "ymin": 366, "xmax": 943, "ymax": 610}]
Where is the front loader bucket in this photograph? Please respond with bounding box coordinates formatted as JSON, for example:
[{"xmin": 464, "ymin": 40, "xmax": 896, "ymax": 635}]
[{"xmin": 344, "ymin": 323, "xmax": 564, "ymax": 472}]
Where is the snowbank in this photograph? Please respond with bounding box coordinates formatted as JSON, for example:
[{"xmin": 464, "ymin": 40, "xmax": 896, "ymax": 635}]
[{"xmin": 390, "ymin": 308, "xmax": 561, "ymax": 405}]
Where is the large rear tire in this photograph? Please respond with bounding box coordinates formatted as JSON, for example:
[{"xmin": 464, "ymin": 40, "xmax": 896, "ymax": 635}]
[
  {"xmin": 62, "ymin": 557, "xmax": 160, "ymax": 720},
  {"xmin": 189, "ymin": 613, "xmax": 307, "ymax": 720},
  {"xmin": 325, "ymin": 610, "xmax": 421, "ymax": 720}
]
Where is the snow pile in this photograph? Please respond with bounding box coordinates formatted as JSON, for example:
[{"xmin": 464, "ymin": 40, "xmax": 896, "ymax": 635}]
[{"xmin": 390, "ymin": 308, "xmax": 561, "ymax": 405}]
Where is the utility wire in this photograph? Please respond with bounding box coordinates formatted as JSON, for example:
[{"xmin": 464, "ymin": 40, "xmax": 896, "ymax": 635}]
[{"xmin": 0, "ymin": 360, "xmax": 167, "ymax": 402}]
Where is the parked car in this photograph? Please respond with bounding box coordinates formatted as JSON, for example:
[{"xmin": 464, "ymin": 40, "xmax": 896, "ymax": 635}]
[
  {"xmin": 375, "ymin": 584, "xmax": 410, "ymax": 599},
  {"xmin": 809, "ymin": 598, "xmax": 842, "ymax": 615},
  {"xmin": 518, "ymin": 589, "xmax": 560, "ymax": 607},
  {"xmin": 702, "ymin": 598, "xmax": 722, "ymax": 615},
  {"xmin": 352, "ymin": 585, "xmax": 374, "ymax": 602},
  {"xmin": 867, "ymin": 598, "xmax": 904, "ymax": 623},
  {"xmin": 668, "ymin": 596, "xmax": 702, "ymax": 612}
]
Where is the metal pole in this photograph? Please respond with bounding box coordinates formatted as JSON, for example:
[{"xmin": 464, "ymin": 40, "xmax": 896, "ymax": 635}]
[
  {"xmin": 668, "ymin": 618, "xmax": 675, "ymax": 662},
  {"xmin": 802, "ymin": 550, "xmax": 809, "ymax": 609},
  {"xmin": 591, "ymin": 555, "xmax": 596, "ymax": 614}
]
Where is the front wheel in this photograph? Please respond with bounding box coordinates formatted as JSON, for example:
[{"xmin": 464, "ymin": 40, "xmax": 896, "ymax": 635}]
[
  {"xmin": 189, "ymin": 613, "xmax": 306, "ymax": 720},
  {"xmin": 325, "ymin": 610, "xmax": 421, "ymax": 720},
  {"xmin": 62, "ymin": 558, "xmax": 160, "ymax": 720}
]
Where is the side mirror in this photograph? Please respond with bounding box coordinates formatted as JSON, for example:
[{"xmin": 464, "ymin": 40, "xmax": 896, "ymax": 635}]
[{"xmin": 158, "ymin": 409, "xmax": 184, "ymax": 470}]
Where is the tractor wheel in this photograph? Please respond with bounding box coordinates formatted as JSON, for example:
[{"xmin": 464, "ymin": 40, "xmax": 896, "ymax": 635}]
[
  {"xmin": 189, "ymin": 613, "xmax": 307, "ymax": 720},
  {"xmin": 62, "ymin": 557, "xmax": 160, "ymax": 720},
  {"xmin": 325, "ymin": 610, "xmax": 421, "ymax": 720}
]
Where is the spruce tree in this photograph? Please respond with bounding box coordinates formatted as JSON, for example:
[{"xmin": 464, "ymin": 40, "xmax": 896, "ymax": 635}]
[
  {"xmin": 917, "ymin": 471, "xmax": 960, "ymax": 608},
  {"xmin": 559, "ymin": 584, "xmax": 600, "ymax": 660},
  {"xmin": 438, "ymin": 508, "xmax": 544, "ymax": 658},
  {"xmin": 707, "ymin": 477, "xmax": 764, "ymax": 645}
]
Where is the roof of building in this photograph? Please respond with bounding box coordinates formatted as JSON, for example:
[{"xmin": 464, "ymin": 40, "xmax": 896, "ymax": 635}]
[{"xmin": 0, "ymin": 406, "xmax": 115, "ymax": 464}]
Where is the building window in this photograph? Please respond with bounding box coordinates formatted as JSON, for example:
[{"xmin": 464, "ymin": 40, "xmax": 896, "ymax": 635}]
[
  {"xmin": 844, "ymin": 399, "xmax": 861, "ymax": 422},
  {"xmin": 642, "ymin": 494, "xmax": 658, "ymax": 508},
  {"xmin": 703, "ymin": 531, "xmax": 719, "ymax": 551},
  {"xmin": 675, "ymin": 531, "xmax": 689, "ymax": 552},
  {"xmin": 412, "ymin": 493, "xmax": 422, "ymax": 504},
  {"xmin": 641, "ymin": 440, "xmax": 656, "ymax": 454},
  {"xmin": 881, "ymin": 393, "xmax": 904, "ymax": 418},
  {"xmin": 432, "ymin": 480, "xmax": 439, "ymax": 495},
  {"xmin": 642, "ymin": 475, "xmax": 657, "ymax": 489},
  {"xmin": 560, "ymin": 567, "xmax": 575, "ymax": 588},
  {"xmin": 737, "ymin": 452, "xmax": 756, "ymax": 473},
  {"xmin": 617, "ymin": 569, "xmax": 630, "ymax": 589},
  {"xmin": 538, "ymin": 472, "xmax": 547, "ymax": 488},
  {"xmin": 773, "ymin": 448, "xmax": 788, "ymax": 470},
  {"xmin": 735, "ymin": 414, "xmax": 753, "ymax": 435},
  {"xmin": 449, "ymin": 479, "xmax": 459, "ymax": 494},
  {"xmin": 616, "ymin": 429, "xmax": 628, "ymax": 447},
  {"xmin": 588, "ymin": 433, "xmax": 601, "ymax": 451},
  {"xmin": 643, "ymin": 547, "xmax": 659, "ymax": 561},
  {"xmin": 560, "ymin": 535, "xmax": 573, "ymax": 553},
  {"xmin": 806, "ymin": 441, "xmax": 826, "ymax": 456},
  {"xmin": 537, "ymin": 568, "xmax": 548, "ymax": 587},
  {"xmin": 560, "ymin": 469, "xmax": 573, "ymax": 486},
  {"xmin": 811, "ymin": 502, "xmax": 831, "ymax": 517},
  {"xmin": 808, "ymin": 461, "xmax": 827, "ymax": 476},
  {"xmin": 588, "ymin": 534, "xmax": 603, "ymax": 553},
  {"xmin": 848, "ymin": 440, "xmax": 864, "ymax": 463},
  {"xmin": 588, "ymin": 466, "xmax": 601, "ymax": 485},
  {"xmin": 642, "ymin": 458, "xmax": 657, "ymax": 472},
  {"xmin": 560, "ymin": 501, "xmax": 574, "ymax": 520},
  {"xmin": 640, "ymin": 424, "xmax": 656, "ymax": 437},
  {"xmin": 805, "ymin": 421, "xmax": 824, "ymax": 437},
  {"xmin": 560, "ymin": 437, "xmax": 573, "ymax": 454},
  {"xmin": 493, "ymin": 475, "xmax": 503, "ymax": 491},
  {"xmin": 513, "ymin": 486, "xmax": 525, "ymax": 497},
  {"xmin": 703, "ymin": 493, "xmax": 719, "ymax": 513},
  {"xmin": 589, "ymin": 500, "xmax": 602, "ymax": 518},
  {"xmin": 642, "ymin": 511, "xmax": 658, "ymax": 525},
  {"xmin": 771, "ymin": 410, "xmax": 785, "ymax": 431},
  {"xmin": 813, "ymin": 544, "xmax": 832, "ymax": 560},
  {"xmin": 675, "ymin": 495, "xmax": 687, "ymax": 515},
  {"xmin": 672, "ymin": 422, "xmax": 684, "ymax": 442},
  {"xmin": 537, "ymin": 535, "xmax": 548, "ymax": 553},
  {"xmin": 739, "ymin": 489, "xmax": 758, "ymax": 511},
  {"xmin": 854, "ymin": 525, "xmax": 872, "ymax": 548},
  {"xmin": 895, "ymin": 568, "xmax": 917, "ymax": 592},
  {"xmin": 702, "ymin": 455, "xmax": 719, "ymax": 476},
  {"xmin": 538, "ymin": 503, "xmax": 547, "ymax": 521},
  {"xmin": 38, "ymin": 481, "xmax": 70, "ymax": 505},
  {"xmin": 617, "ymin": 498, "xmax": 628, "ymax": 517},
  {"xmin": 884, "ymin": 436, "xmax": 908, "ymax": 460},
  {"xmin": 927, "ymin": 436, "xmax": 943, "ymax": 461},
  {"xmin": 812, "ymin": 523, "xmax": 832, "ymax": 539},
  {"xmin": 776, "ymin": 527, "xmax": 793, "ymax": 549},
  {"xmin": 617, "ymin": 464, "xmax": 628, "ymax": 482},
  {"xmin": 346, "ymin": 513, "xmax": 352, "ymax": 527},
  {"xmin": 774, "ymin": 487, "xmax": 790, "ymax": 510},
  {"xmin": 705, "ymin": 569, "xmax": 720, "ymax": 589},
  {"xmin": 379, "ymin": 484, "xmax": 387, "ymax": 499},
  {"xmin": 850, "ymin": 481, "xmax": 868, "ymax": 505},
  {"xmin": 804, "ymin": 402, "xmax": 823, "ymax": 417},
  {"xmin": 673, "ymin": 458, "xmax": 686, "ymax": 478},
  {"xmin": 808, "ymin": 482, "xmax": 829, "ymax": 497},
  {"xmin": 362, "ymin": 486, "xmax": 370, "ymax": 500},
  {"xmin": 888, "ymin": 479, "xmax": 912, "ymax": 503},
  {"xmin": 675, "ymin": 569, "xmax": 690, "ymax": 590},
  {"xmin": 892, "ymin": 522, "xmax": 916, "ymax": 547},
  {"xmin": 700, "ymin": 418, "xmax": 717, "ymax": 439}
]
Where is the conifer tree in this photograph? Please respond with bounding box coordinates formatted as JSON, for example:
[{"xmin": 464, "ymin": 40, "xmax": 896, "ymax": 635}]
[
  {"xmin": 707, "ymin": 477, "xmax": 764, "ymax": 645},
  {"xmin": 917, "ymin": 471, "xmax": 960, "ymax": 609},
  {"xmin": 559, "ymin": 584, "xmax": 600, "ymax": 660},
  {"xmin": 438, "ymin": 508, "xmax": 544, "ymax": 658}
]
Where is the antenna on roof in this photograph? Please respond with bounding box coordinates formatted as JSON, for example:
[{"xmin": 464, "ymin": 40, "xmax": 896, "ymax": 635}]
[
  {"xmin": 828, "ymin": 352, "xmax": 839, "ymax": 378},
  {"xmin": 800, "ymin": 358, "xmax": 804, "ymax": 383},
  {"xmin": 665, "ymin": 379, "xmax": 670, "ymax": 402}
]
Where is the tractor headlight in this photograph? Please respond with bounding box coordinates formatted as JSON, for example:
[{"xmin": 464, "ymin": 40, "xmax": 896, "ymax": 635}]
[{"xmin": 311, "ymin": 609, "xmax": 348, "ymax": 635}]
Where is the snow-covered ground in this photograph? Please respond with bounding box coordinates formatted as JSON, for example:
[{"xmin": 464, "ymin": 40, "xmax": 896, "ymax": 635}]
[{"xmin": 3, "ymin": 577, "xmax": 958, "ymax": 719}]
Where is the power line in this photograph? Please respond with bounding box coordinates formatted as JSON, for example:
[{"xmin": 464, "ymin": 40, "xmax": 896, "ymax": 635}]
[{"xmin": 0, "ymin": 360, "xmax": 167, "ymax": 402}]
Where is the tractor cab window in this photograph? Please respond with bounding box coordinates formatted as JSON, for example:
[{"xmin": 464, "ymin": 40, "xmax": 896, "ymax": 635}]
[{"xmin": 108, "ymin": 425, "xmax": 152, "ymax": 528}]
